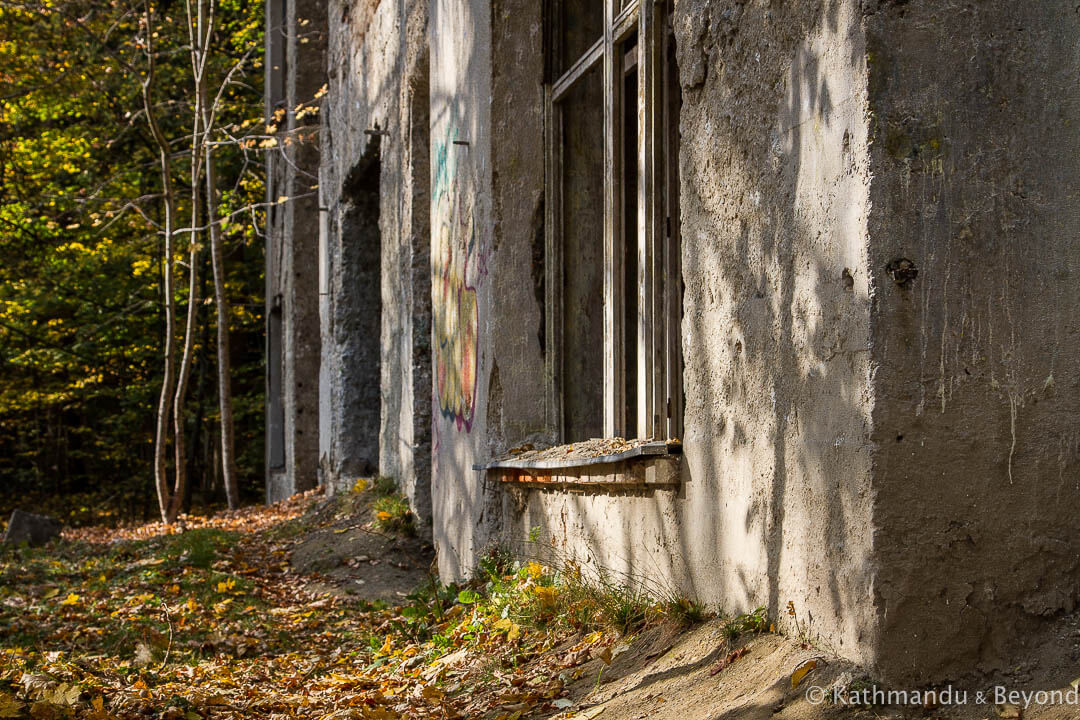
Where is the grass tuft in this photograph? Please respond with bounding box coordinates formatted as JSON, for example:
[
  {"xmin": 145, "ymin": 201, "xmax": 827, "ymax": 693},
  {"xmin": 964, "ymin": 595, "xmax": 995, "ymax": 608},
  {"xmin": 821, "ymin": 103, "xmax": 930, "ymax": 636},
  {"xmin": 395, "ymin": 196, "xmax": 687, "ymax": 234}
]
[
  {"xmin": 372, "ymin": 494, "xmax": 415, "ymax": 535},
  {"xmin": 371, "ymin": 475, "xmax": 398, "ymax": 497},
  {"xmin": 664, "ymin": 594, "xmax": 708, "ymax": 627},
  {"xmin": 722, "ymin": 606, "xmax": 769, "ymax": 641}
]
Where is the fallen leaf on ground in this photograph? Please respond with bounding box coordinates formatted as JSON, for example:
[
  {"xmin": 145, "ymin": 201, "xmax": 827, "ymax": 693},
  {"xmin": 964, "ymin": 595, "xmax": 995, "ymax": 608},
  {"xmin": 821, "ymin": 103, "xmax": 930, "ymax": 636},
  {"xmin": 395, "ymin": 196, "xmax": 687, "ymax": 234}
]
[
  {"xmin": 0, "ymin": 694, "xmax": 23, "ymax": 719},
  {"xmin": 790, "ymin": 658, "xmax": 818, "ymax": 689},
  {"xmin": 710, "ymin": 646, "xmax": 749, "ymax": 676}
]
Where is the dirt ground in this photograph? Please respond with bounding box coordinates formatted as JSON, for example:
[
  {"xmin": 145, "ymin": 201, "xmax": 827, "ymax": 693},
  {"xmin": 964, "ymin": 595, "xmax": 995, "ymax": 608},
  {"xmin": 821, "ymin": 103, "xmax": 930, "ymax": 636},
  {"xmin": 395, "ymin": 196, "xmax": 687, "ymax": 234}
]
[
  {"xmin": 290, "ymin": 492, "xmax": 1080, "ymax": 720},
  {"xmin": 6, "ymin": 489, "xmax": 1079, "ymax": 719},
  {"xmin": 288, "ymin": 491, "xmax": 435, "ymax": 601},
  {"xmin": 542, "ymin": 619, "xmax": 1080, "ymax": 720}
]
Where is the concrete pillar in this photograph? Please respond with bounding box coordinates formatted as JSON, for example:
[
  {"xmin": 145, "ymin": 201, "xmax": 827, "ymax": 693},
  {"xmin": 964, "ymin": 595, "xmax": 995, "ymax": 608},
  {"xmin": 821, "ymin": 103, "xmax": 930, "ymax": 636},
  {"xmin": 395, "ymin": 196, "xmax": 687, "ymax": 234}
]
[{"xmin": 266, "ymin": 0, "xmax": 326, "ymax": 502}]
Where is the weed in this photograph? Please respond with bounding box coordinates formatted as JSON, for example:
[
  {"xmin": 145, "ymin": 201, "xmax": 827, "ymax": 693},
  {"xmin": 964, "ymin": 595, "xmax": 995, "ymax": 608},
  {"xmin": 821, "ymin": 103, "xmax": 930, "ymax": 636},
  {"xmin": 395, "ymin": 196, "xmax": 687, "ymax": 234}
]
[
  {"xmin": 664, "ymin": 594, "xmax": 709, "ymax": 627},
  {"xmin": 786, "ymin": 600, "xmax": 819, "ymax": 648},
  {"xmin": 472, "ymin": 552, "xmax": 656, "ymax": 637},
  {"xmin": 722, "ymin": 606, "xmax": 769, "ymax": 641},
  {"xmin": 371, "ymin": 475, "xmax": 398, "ymax": 497},
  {"xmin": 477, "ymin": 546, "xmax": 514, "ymax": 581},
  {"xmin": 372, "ymin": 495, "xmax": 415, "ymax": 535},
  {"xmin": 604, "ymin": 586, "xmax": 651, "ymax": 634},
  {"xmin": 164, "ymin": 528, "xmax": 236, "ymax": 569}
]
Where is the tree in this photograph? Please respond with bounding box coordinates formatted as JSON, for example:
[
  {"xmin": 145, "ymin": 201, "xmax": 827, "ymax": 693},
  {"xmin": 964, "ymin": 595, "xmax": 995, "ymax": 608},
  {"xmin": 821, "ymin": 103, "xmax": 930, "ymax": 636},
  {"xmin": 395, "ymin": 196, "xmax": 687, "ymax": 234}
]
[{"xmin": 0, "ymin": 0, "xmax": 267, "ymax": 524}]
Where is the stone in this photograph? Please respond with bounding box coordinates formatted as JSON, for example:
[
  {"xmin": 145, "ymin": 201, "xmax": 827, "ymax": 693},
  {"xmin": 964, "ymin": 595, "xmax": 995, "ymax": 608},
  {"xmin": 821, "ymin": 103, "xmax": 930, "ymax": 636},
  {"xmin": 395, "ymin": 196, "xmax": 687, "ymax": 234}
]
[{"xmin": 3, "ymin": 510, "xmax": 61, "ymax": 547}]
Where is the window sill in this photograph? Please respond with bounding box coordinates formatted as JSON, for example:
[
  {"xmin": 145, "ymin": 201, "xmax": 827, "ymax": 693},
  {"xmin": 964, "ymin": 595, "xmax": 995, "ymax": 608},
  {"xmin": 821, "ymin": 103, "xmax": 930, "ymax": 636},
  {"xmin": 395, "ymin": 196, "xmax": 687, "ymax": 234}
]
[{"xmin": 474, "ymin": 439, "xmax": 682, "ymax": 488}]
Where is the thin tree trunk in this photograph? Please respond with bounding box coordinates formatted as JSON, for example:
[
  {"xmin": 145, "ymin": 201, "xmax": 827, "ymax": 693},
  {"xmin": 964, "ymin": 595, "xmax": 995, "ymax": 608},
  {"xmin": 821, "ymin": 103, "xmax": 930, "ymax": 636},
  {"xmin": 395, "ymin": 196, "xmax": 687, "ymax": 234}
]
[
  {"xmin": 189, "ymin": 0, "xmax": 239, "ymax": 510},
  {"xmin": 173, "ymin": 0, "xmax": 210, "ymax": 522},
  {"xmin": 204, "ymin": 137, "xmax": 239, "ymax": 509},
  {"xmin": 172, "ymin": 153, "xmax": 201, "ymax": 521},
  {"xmin": 185, "ymin": 255, "xmax": 211, "ymax": 514},
  {"xmin": 141, "ymin": 0, "xmax": 180, "ymax": 524}
]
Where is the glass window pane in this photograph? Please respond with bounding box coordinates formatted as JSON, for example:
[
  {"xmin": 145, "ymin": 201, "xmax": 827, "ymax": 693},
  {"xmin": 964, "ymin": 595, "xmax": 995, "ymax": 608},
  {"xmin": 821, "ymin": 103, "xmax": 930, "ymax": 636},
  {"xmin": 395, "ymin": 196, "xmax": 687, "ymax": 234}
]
[
  {"xmin": 558, "ymin": 0, "xmax": 604, "ymax": 76},
  {"xmin": 559, "ymin": 63, "xmax": 605, "ymax": 441},
  {"xmin": 621, "ymin": 33, "xmax": 638, "ymax": 436}
]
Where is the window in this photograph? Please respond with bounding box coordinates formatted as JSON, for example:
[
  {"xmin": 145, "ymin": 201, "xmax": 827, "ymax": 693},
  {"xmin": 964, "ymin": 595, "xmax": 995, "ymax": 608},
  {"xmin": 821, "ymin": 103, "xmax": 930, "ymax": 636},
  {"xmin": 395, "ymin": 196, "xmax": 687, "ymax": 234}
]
[{"xmin": 545, "ymin": 0, "xmax": 682, "ymax": 442}]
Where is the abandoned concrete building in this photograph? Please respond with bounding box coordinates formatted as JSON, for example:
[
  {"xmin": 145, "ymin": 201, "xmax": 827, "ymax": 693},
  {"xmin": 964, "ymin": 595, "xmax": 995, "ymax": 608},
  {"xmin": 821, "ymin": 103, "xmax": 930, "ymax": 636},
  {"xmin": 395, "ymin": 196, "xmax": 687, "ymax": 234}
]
[{"xmin": 265, "ymin": 0, "xmax": 1080, "ymax": 685}]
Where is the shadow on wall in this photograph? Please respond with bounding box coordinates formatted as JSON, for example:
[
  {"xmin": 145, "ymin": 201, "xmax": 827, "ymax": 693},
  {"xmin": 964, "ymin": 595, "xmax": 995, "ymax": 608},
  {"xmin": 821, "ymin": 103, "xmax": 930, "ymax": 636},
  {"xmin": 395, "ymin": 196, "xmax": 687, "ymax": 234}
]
[
  {"xmin": 675, "ymin": 0, "xmax": 875, "ymax": 656},
  {"xmin": 427, "ymin": 0, "xmax": 504, "ymax": 579},
  {"xmin": 404, "ymin": 43, "xmax": 434, "ymax": 525},
  {"xmin": 329, "ymin": 136, "xmax": 383, "ymax": 487},
  {"xmin": 504, "ymin": 0, "xmax": 877, "ymax": 665}
]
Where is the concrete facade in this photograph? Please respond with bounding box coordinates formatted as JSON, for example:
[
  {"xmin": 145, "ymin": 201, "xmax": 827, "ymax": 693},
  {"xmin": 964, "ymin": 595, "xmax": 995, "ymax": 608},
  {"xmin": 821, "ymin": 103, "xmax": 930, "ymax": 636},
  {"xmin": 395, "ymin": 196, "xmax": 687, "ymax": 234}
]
[
  {"xmin": 268, "ymin": 0, "xmax": 1080, "ymax": 684},
  {"xmin": 865, "ymin": 0, "xmax": 1080, "ymax": 683},
  {"xmin": 265, "ymin": 0, "xmax": 326, "ymax": 502},
  {"xmin": 317, "ymin": 0, "xmax": 433, "ymax": 526}
]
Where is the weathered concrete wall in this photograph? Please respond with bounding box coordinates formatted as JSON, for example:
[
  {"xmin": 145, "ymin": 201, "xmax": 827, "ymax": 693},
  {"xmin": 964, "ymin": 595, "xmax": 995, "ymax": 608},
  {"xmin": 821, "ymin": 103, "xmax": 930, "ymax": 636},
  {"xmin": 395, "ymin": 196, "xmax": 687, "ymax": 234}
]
[
  {"xmin": 427, "ymin": 0, "xmax": 564, "ymax": 579},
  {"xmin": 494, "ymin": 0, "xmax": 877, "ymax": 666},
  {"xmin": 266, "ymin": 0, "xmax": 325, "ymax": 503},
  {"xmin": 864, "ymin": 0, "xmax": 1080, "ymax": 684},
  {"xmin": 299, "ymin": 0, "xmax": 1080, "ymax": 684},
  {"xmin": 379, "ymin": 8, "xmax": 432, "ymax": 525},
  {"xmin": 319, "ymin": 0, "xmax": 433, "ymax": 526},
  {"xmin": 428, "ymin": 0, "xmax": 497, "ymax": 575},
  {"xmin": 487, "ymin": 0, "xmax": 551, "ymax": 462}
]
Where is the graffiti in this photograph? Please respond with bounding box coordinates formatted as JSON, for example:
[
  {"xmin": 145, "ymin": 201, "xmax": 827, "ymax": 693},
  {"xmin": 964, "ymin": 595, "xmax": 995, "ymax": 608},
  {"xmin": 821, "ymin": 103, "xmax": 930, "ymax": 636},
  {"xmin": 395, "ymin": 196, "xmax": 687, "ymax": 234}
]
[{"xmin": 432, "ymin": 134, "xmax": 480, "ymax": 432}]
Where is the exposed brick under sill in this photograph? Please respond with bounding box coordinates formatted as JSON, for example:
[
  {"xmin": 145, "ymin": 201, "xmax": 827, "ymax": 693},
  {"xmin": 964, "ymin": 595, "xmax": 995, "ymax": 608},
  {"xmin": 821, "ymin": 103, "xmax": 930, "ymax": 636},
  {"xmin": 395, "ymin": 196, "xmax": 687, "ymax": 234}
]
[{"xmin": 473, "ymin": 441, "xmax": 682, "ymax": 489}]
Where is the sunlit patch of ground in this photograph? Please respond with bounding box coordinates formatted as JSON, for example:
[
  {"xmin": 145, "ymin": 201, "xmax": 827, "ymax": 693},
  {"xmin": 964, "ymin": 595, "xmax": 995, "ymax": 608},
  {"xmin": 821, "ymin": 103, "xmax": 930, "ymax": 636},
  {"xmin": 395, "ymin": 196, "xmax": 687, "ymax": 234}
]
[{"xmin": 6, "ymin": 488, "xmax": 1070, "ymax": 720}]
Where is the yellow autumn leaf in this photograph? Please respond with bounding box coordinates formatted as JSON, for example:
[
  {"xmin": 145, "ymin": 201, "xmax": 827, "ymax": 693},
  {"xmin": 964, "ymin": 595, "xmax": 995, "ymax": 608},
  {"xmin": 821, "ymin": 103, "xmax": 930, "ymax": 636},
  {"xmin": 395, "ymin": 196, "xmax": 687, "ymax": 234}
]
[
  {"xmin": 494, "ymin": 618, "xmax": 521, "ymax": 641},
  {"xmin": 85, "ymin": 696, "xmax": 110, "ymax": 720},
  {"xmin": 353, "ymin": 477, "xmax": 368, "ymax": 493},
  {"xmin": 215, "ymin": 578, "xmax": 236, "ymax": 593},
  {"xmin": 534, "ymin": 586, "xmax": 558, "ymax": 609},
  {"xmin": 60, "ymin": 593, "xmax": 80, "ymax": 606},
  {"xmin": 527, "ymin": 562, "xmax": 544, "ymax": 578},
  {"xmin": 0, "ymin": 692, "xmax": 23, "ymax": 718},
  {"xmin": 29, "ymin": 700, "xmax": 58, "ymax": 720},
  {"xmin": 376, "ymin": 511, "xmax": 392, "ymax": 522},
  {"xmin": 790, "ymin": 658, "xmax": 818, "ymax": 689},
  {"xmin": 43, "ymin": 683, "xmax": 80, "ymax": 706}
]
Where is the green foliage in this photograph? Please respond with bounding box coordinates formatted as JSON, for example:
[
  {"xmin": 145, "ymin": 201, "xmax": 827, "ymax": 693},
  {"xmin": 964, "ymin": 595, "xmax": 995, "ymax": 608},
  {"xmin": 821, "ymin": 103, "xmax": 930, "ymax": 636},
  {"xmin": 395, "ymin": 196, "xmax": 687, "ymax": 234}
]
[
  {"xmin": 372, "ymin": 495, "xmax": 416, "ymax": 536},
  {"xmin": 371, "ymin": 475, "xmax": 399, "ymax": 497},
  {"xmin": 0, "ymin": 0, "xmax": 268, "ymax": 519},
  {"xmin": 164, "ymin": 529, "xmax": 239, "ymax": 569},
  {"xmin": 722, "ymin": 606, "xmax": 769, "ymax": 641},
  {"xmin": 664, "ymin": 594, "xmax": 708, "ymax": 627},
  {"xmin": 470, "ymin": 551, "xmax": 658, "ymax": 637}
]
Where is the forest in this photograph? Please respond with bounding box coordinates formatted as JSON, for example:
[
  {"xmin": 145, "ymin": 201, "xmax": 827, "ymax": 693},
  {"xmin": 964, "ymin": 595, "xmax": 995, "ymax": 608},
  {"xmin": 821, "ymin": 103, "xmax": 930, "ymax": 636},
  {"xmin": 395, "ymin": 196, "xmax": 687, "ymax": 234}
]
[{"xmin": 0, "ymin": 0, "xmax": 268, "ymax": 523}]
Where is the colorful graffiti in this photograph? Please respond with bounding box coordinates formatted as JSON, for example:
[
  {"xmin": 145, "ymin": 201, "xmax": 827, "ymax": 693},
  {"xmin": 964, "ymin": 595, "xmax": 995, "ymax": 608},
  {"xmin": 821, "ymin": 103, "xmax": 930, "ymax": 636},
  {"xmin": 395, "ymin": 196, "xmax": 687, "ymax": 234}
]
[{"xmin": 432, "ymin": 135, "xmax": 480, "ymax": 432}]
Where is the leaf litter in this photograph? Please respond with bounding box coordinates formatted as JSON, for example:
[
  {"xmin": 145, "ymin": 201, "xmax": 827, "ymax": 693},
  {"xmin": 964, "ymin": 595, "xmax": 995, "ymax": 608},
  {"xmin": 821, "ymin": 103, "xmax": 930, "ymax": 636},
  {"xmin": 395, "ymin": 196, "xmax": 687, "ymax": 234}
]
[{"xmin": 0, "ymin": 490, "xmax": 641, "ymax": 719}]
